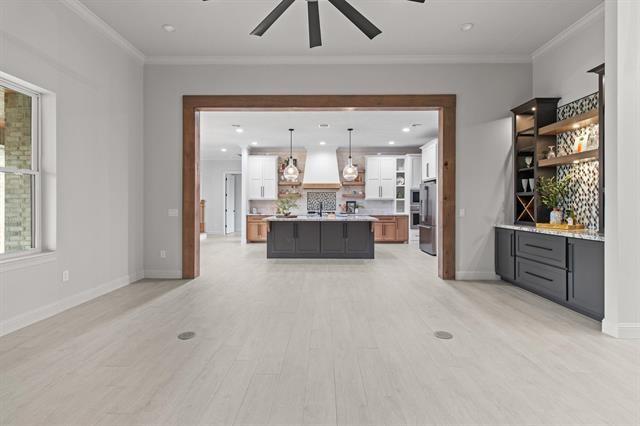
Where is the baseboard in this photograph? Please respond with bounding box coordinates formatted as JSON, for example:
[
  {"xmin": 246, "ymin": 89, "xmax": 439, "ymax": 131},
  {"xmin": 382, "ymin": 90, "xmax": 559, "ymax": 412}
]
[
  {"xmin": 144, "ymin": 269, "xmax": 183, "ymax": 279},
  {"xmin": 455, "ymin": 271, "xmax": 500, "ymax": 281},
  {"xmin": 602, "ymin": 320, "xmax": 640, "ymax": 339},
  {"xmin": 0, "ymin": 271, "xmax": 143, "ymax": 337}
]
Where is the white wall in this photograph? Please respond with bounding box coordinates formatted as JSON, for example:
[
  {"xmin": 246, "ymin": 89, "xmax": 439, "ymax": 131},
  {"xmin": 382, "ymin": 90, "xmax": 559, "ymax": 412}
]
[
  {"xmin": 0, "ymin": 1, "xmax": 144, "ymax": 335},
  {"xmin": 533, "ymin": 6, "xmax": 604, "ymax": 105},
  {"xmin": 200, "ymin": 159, "xmax": 241, "ymax": 235},
  {"xmin": 144, "ymin": 63, "xmax": 530, "ymax": 279},
  {"xmin": 602, "ymin": 0, "xmax": 640, "ymax": 339}
]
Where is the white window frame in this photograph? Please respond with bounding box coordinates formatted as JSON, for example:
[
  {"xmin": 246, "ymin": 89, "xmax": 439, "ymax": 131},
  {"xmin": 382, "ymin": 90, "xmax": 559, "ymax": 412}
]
[{"xmin": 0, "ymin": 76, "xmax": 42, "ymax": 261}]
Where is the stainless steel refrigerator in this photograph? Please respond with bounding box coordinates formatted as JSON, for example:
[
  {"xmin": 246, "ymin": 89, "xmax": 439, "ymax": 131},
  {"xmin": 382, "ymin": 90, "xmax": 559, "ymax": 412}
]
[{"xmin": 419, "ymin": 179, "xmax": 437, "ymax": 256}]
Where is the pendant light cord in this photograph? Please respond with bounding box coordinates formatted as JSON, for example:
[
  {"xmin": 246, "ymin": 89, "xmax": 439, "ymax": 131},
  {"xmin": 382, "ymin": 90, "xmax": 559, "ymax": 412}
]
[
  {"xmin": 289, "ymin": 128, "xmax": 294, "ymax": 161},
  {"xmin": 348, "ymin": 128, "xmax": 354, "ymax": 161}
]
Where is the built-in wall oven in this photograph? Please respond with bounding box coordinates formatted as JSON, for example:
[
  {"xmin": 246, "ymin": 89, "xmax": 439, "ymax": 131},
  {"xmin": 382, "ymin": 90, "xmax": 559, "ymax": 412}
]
[{"xmin": 410, "ymin": 189, "xmax": 421, "ymax": 229}]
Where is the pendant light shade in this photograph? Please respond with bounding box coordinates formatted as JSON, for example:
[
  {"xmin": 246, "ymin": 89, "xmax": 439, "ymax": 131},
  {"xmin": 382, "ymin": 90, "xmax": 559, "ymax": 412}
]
[
  {"xmin": 342, "ymin": 128, "xmax": 358, "ymax": 182},
  {"xmin": 283, "ymin": 128, "xmax": 300, "ymax": 182}
]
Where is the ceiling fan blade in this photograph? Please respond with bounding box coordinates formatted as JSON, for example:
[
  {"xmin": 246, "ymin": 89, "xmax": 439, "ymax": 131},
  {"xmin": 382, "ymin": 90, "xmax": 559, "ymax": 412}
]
[
  {"xmin": 308, "ymin": 1, "xmax": 322, "ymax": 48},
  {"xmin": 327, "ymin": 0, "xmax": 381, "ymax": 40},
  {"xmin": 407, "ymin": 0, "xmax": 426, "ymax": 2},
  {"xmin": 250, "ymin": 0, "xmax": 296, "ymax": 36}
]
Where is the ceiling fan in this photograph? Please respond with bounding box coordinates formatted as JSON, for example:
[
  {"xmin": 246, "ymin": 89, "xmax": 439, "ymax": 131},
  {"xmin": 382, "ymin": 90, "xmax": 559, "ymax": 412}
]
[{"xmin": 250, "ymin": 0, "xmax": 426, "ymax": 48}]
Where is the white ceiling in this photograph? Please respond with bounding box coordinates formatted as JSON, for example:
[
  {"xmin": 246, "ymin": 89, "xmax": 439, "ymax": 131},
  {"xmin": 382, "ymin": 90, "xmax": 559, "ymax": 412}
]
[
  {"xmin": 200, "ymin": 110, "xmax": 438, "ymax": 159},
  {"xmin": 80, "ymin": 0, "xmax": 601, "ymax": 60}
]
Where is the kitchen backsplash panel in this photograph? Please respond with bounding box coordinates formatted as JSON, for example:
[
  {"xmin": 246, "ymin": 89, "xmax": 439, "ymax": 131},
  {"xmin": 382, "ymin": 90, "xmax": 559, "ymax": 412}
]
[
  {"xmin": 556, "ymin": 93, "xmax": 600, "ymax": 230},
  {"xmin": 307, "ymin": 192, "xmax": 337, "ymax": 211}
]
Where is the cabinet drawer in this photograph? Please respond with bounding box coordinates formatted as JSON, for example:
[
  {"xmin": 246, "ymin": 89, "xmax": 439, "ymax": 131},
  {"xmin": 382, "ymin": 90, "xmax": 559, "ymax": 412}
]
[
  {"xmin": 516, "ymin": 231, "xmax": 566, "ymax": 268},
  {"xmin": 373, "ymin": 216, "xmax": 396, "ymax": 222},
  {"xmin": 516, "ymin": 257, "xmax": 567, "ymax": 302}
]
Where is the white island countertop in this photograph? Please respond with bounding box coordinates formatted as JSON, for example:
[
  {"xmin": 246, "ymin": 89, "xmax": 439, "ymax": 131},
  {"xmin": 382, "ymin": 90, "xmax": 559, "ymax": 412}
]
[{"xmin": 265, "ymin": 215, "xmax": 379, "ymax": 222}]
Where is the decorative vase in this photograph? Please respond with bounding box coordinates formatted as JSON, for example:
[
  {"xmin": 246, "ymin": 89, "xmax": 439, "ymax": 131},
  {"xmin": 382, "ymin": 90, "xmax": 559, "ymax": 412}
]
[
  {"xmin": 525, "ymin": 156, "xmax": 533, "ymax": 168},
  {"xmin": 547, "ymin": 146, "xmax": 556, "ymax": 159},
  {"xmin": 528, "ymin": 178, "xmax": 535, "ymax": 191},
  {"xmin": 521, "ymin": 179, "xmax": 529, "ymax": 192},
  {"xmin": 549, "ymin": 209, "xmax": 562, "ymax": 225}
]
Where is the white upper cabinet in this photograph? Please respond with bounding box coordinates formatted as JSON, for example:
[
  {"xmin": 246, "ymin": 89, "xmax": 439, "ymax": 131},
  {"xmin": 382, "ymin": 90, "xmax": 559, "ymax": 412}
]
[
  {"xmin": 366, "ymin": 156, "xmax": 396, "ymax": 200},
  {"xmin": 421, "ymin": 139, "xmax": 438, "ymax": 181},
  {"xmin": 408, "ymin": 154, "xmax": 422, "ymax": 189},
  {"xmin": 248, "ymin": 155, "xmax": 278, "ymax": 200}
]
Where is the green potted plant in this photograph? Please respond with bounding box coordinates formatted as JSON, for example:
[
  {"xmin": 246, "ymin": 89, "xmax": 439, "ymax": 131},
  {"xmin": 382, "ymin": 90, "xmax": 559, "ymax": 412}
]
[
  {"xmin": 537, "ymin": 175, "xmax": 572, "ymax": 224},
  {"xmin": 275, "ymin": 197, "xmax": 298, "ymax": 217}
]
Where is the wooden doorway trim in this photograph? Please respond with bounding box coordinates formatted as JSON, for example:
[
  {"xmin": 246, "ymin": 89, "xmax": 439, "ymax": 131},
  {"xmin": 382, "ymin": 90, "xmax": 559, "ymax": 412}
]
[{"xmin": 183, "ymin": 95, "xmax": 456, "ymax": 279}]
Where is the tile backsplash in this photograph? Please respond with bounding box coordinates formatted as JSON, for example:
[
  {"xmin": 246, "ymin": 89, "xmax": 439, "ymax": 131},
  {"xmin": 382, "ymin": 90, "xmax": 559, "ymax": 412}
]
[
  {"xmin": 556, "ymin": 93, "xmax": 600, "ymax": 230},
  {"xmin": 307, "ymin": 192, "xmax": 337, "ymax": 211}
]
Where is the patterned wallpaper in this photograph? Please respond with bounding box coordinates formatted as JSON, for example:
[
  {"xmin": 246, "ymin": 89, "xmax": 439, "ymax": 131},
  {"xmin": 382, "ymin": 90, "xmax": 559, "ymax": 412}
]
[{"xmin": 555, "ymin": 93, "xmax": 600, "ymax": 230}]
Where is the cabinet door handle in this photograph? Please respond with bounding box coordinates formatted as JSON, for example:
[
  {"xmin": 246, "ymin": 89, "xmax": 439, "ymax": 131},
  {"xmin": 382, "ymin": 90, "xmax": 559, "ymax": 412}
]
[
  {"xmin": 568, "ymin": 243, "xmax": 575, "ymax": 271},
  {"xmin": 343, "ymin": 223, "xmax": 348, "ymax": 239},
  {"xmin": 426, "ymin": 163, "xmax": 429, "ymax": 178},
  {"xmin": 524, "ymin": 243, "xmax": 553, "ymax": 251},
  {"xmin": 525, "ymin": 271, "xmax": 553, "ymax": 282},
  {"xmin": 293, "ymin": 223, "xmax": 297, "ymax": 239}
]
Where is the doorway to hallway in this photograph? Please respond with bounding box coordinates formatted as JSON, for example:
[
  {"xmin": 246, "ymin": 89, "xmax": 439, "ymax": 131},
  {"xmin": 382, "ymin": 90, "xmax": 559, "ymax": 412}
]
[{"xmin": 224, "ymin": 173, "xmax": 242, "ymax": 235}]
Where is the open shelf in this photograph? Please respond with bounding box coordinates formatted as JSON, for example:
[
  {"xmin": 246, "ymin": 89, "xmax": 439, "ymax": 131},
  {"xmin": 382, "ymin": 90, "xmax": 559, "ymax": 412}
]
[
  {"xmin": 538, "ymin": 149, "xmax": 599, "ymax": 168},
  {"xmin": 342, "ymin": 194, "xmax": 365, "ymax": 199},
  {"xmin": 516, "ymin": 192, "xmax": 534, "ymax": 197},
  {"xmin": 341, "ymin": 182, "xmax": 365, "ymax": 187},
  {"xmin": 279, "ymin": 182, "xmax": 301, "ymax": 187},
  {"xmin": 517, "ymin": 126, "xmax": 535, "ymax": 137},
  {"xmin": 518, "ymin": 167, "xmax": 534, "ymax": 173},
  {"xmin": 539, "ymin": 108, "xmax": 599, "ymax": 135}
]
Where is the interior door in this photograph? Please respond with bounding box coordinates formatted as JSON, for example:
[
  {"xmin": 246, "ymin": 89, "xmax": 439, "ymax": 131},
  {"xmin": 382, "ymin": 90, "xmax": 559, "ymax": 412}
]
[{"xmin": 225, "ymin": 175, "xmax": 235, "ymax": 234}]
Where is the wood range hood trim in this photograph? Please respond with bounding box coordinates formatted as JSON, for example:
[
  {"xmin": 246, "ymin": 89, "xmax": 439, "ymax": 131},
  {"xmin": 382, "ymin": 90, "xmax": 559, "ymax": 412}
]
[{"xmin": 302, "ymin": 183, "xmax": 342, "ymax": 190}]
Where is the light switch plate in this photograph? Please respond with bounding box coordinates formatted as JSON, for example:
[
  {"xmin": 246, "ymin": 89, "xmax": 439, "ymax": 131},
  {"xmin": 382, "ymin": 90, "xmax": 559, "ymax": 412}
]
[
  {"xmin": 459, "ymin": 208, "xmax": 466, "ymax": 217},
  {"xmin": 168, "ymin": 209, "xmax": 179, "ymax": 217},
  {"xmin": 62, "ymin": 270, "xmax": 69, "ymax": 282}
]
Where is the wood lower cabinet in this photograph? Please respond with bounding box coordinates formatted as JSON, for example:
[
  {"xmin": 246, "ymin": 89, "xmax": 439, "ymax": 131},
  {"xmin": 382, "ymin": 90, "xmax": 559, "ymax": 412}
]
[
  {"xmin": 372, "ymin": 216, "xmax": 408, "ymax": 243},
  {"xmin": 247, "ymin": 216, "xmax": 269, "ymax": 242}
]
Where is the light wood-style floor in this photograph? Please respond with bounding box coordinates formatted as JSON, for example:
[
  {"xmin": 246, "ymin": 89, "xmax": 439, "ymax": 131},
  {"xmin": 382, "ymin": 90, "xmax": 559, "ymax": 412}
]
[{"xmin": 1, "ymin": 236, "xmax": 639, "ymax": 425}]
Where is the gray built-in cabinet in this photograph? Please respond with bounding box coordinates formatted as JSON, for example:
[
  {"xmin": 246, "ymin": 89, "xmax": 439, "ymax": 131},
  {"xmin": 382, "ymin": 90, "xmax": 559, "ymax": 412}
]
[{"xmin": 495, "ymin": 229, "xmax": 604, "ymax": 320}]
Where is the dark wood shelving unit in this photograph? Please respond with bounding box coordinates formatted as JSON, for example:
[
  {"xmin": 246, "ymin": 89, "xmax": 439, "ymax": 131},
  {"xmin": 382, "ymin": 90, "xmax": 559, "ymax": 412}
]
[
  {"xmin": 509, "ymin": 65, "xmax": 606, "ymax": 231},
  {"xmin": 538, "ymin": 149, "xmax": 599, "ymax": 168},
  {"xmin": 539, "ymin": 108, "xmax": 599, "ymax": 135},
  {"xmin": 511, "ymin": 98, "xmax": 561, "ymax": 225}
]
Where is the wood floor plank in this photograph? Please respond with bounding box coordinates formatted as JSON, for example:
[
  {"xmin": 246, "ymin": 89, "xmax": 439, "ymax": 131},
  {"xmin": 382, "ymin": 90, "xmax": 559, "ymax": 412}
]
[{"xmin": 1, "ymin": 235, "xmax": 638, "ymax": 425}]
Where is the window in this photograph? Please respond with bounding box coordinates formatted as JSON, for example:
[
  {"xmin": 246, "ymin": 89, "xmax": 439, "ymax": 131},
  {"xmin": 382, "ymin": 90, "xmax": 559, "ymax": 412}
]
[{"xmin": 0, "ymin": 78, "xmax": 40, "ymax": 259}]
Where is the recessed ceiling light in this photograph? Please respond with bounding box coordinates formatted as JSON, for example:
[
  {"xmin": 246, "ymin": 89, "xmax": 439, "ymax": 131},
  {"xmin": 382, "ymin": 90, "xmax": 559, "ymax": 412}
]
[
  {"xmin": 162, "ymin": 24, "xmax": 176, "ymax": 33},
  {"xmin": 319, "ymin": 124, "xmax": 330, "ymax": 128},
  {"xmin": 251, "ymin": 141, "xmax": 258, "ymax": 146},
  {"xmin": 402, "ymin": 127, "xmax": 411, "ymax": 133},
  {"xmin": 460, "ymin": 23, "xmax": 475, "ymax": 32},
  {"xmin": 388, "ymin": 141, "xmax": 395, "ymax": 145},
  {"xmin": 221, "ymin": 148, "xmax": 227, "ymax": 152},
  {"xmin": 377, "ymin": 153, "xmax": 382, "ymax": 155},
  {"xmin": 235, "ymin": 128, "xmax": 244, "ymax": 133},
  {"xmin": 319, "ymin": 141, "xmax": 326, "ymax": 145}
]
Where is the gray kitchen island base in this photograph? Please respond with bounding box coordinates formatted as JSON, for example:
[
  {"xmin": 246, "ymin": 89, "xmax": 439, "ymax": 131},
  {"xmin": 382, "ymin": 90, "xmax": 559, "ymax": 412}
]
[{"xmin": 266, "ymin": 219, "xmax": 375, "ymax": 259}]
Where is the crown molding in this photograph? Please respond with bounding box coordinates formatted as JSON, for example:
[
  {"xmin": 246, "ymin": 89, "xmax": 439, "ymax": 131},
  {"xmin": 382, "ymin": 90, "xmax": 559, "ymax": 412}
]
[
  {"xmin": 145, "ymin": 54, "xmax": 532, "ymax": 66},
  {"xmin": 531, "ymin": 2, "xmax": 604, "ymax": 60},
  {"xmin": 60, "ymin": 0, "xmax": 146, "ymax": 63}
]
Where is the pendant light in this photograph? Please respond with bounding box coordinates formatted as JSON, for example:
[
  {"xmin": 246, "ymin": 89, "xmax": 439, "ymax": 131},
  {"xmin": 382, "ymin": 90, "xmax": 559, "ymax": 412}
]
[
  {"xmin": 283, "ymin": 128, "xmax": 300, "ymax": 182},
  {"xmin": 342, "ymin": 128, "xmax": 358, "ymax": 182}
]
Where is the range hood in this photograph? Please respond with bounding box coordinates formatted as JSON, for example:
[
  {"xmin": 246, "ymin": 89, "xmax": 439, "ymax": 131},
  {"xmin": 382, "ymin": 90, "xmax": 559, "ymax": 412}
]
[{"xmin": 302, "ymin": 147, "xmax": 342, "ymax": 190}]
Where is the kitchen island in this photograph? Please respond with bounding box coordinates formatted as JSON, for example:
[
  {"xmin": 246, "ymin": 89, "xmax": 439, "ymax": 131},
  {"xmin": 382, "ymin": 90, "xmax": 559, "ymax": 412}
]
[{"xmin": 265, "ymin": 215, "xmax": 378, "ymax": 259}]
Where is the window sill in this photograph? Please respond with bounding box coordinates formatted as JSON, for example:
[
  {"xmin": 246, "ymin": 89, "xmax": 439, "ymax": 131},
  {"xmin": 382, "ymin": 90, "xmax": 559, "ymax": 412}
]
[{"xmin": 0, "ymin": 251, "xmax": 57, "ymax": 273}]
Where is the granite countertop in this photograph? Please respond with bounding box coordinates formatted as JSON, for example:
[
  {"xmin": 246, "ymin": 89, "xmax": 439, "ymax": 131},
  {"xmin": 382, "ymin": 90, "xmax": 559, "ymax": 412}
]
[
  {"xmin": 495, "ymin": 224, "xmax": 604, "ymax": 242},
  {"xmin": 265, "ymin": 215, "xmax": 379, "ymax": 222}
]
